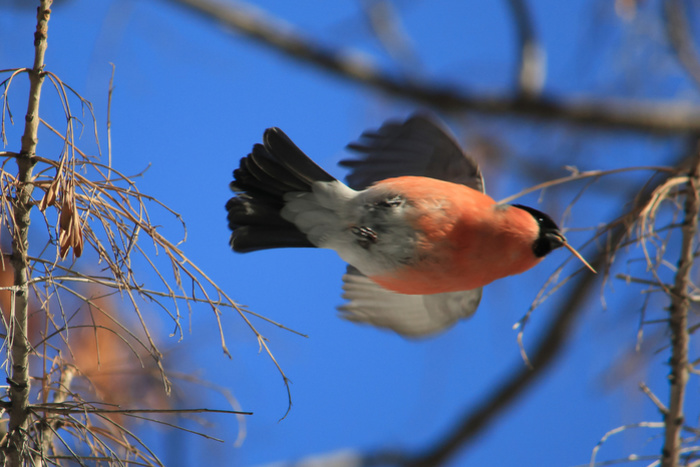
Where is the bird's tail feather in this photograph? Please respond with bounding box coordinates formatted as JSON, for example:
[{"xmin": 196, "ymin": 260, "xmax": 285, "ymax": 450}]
[{"xmin": 227, "ymin": 128, "xmax": 337, "ymax": 252}]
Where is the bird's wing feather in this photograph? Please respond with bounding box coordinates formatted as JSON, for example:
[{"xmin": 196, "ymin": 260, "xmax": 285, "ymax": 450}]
[
  {"xmin": 338, "ymin": 266, "xmax": 482, "ymax": 337},
  {"xmin": 338, "ymin": 114, "xmax": 484, "ymax": 335},
  {"xmin": 340, "ymin": 113, "xmax": 484, "ymax": 193}
]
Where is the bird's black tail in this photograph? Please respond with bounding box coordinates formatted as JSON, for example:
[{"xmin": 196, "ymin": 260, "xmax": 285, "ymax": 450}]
[{"xmin": 226, "ymin": 127, "xmax": 337, "ymax": 252}]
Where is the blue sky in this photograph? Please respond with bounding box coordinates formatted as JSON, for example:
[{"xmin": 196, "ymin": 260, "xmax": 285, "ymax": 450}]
[{"xmin": 1, "ymin": 1, "xmax": 697, "ymax": 466}]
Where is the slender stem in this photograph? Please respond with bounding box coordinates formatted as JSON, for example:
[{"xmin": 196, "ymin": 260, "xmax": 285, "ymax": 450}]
[
  {"xmin": 6, "ymin": 1, "xmax": 52, "ymax": 465},
  {"xmin": 36, "ymin": 367, "xmax": 74, "ymax": 464},
  {"xmin": 661, "ymin": 152, "xmax": 700, "ymax": 466}
]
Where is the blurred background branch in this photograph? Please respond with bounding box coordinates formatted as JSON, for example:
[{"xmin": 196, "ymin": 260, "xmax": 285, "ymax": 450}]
[
  {"xmin": 663, "ymin": 0, "xmax": 700, "ymax": 92},
  {"xmin": 171, "ymin": 0, "xmax": 700, "ymax": 135},
  {"xmin": 505, "ymin": 0, "xmax": 545, "ymax": 98}
]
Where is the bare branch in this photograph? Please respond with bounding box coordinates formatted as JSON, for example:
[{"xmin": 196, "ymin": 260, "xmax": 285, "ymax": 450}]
[
  {"xmin": 639, "ymin": 382, "xmax": 668, "ymax": 415},
  {"xmin": 4, "ymin": 2, "xmax": 52, "ymax": 465},
  {"xmin": 661, "ymin": 148, "xmax": 700, "ymax": 466}
]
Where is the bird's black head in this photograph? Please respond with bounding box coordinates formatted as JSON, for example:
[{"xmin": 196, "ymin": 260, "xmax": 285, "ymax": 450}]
[{"xmin": 512, "ymin": 204, "xmax": 565, "ymax": 258}]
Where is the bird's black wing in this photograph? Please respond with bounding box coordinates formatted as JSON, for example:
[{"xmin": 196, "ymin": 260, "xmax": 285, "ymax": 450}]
[{"xmin": 340, "ymin": 112, "xmax": 484, "ymax": 192}]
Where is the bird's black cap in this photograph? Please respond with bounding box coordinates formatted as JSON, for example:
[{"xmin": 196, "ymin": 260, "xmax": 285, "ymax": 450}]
[{"xmin": 512, "ymin": 204, "xmax": 565, "ymax": 258}]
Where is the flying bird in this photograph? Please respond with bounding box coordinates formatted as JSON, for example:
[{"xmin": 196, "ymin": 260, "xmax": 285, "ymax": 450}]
[{"xmin": 226, "ymin": 114, "xmax": 594, "ymax": 337}]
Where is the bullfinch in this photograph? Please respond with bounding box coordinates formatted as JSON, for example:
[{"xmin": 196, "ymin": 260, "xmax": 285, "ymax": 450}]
[{"xmin": 226, "ymin": 114, "xmax": 593, "ymax": 336}]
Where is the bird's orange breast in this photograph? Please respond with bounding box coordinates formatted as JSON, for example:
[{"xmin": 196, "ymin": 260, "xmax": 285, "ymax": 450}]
[{"xmin": 368, "ymin": 177, "xmax": 543, "ymax": 295}]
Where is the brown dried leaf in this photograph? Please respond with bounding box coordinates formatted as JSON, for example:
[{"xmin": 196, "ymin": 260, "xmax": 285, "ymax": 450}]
[
  {"xmin": 57, "ymin": 187, "xmax": 83, "ymax": 259},
  {"xmin": 58, "ymin": 228, "xmax": 70, "ymax": 260},
  {"xmin": 58, "ymin": 191, "xmax": 73, "ymax": 232},
  {"xmin": 73, "ymin": 216, "xmax": 83, "ymax": 258},
  {"xmin": 38, "ymin": 176, "xmax": 60, "ymax": 212}
]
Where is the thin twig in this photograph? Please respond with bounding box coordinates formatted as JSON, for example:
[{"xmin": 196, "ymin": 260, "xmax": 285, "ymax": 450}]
[
  {"xmin": 35, "ymin": 365, "xmax": 75, "ymax": 464},
  {"xmin": 30, "ymin": 405, "xmax": 252, "ymax": 416},
  {"xmin": 590, "ymin": 422, "xmax": 665, "ymax": 467},
  {"xmin": 107, "ymin": 63, "xmax": 115, "ymax": 178},
  {"xmin": 639, "ymin": 382, "xmax": 668, "ymax": 415},
  {"xmin": 498, "ymin": 166, "xmax": 674, "ymax": 205}
]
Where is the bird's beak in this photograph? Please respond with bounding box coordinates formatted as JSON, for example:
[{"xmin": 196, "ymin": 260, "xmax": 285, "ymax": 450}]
[{"xmin": 555, "ymin": 233, "xmax": 596, "ymax": 274}]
